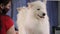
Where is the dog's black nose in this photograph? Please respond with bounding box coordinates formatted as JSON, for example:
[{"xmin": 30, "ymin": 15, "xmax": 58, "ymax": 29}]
[{"xmin": 43, "ymin": 13, "xmax": 45, "ymax": 16}]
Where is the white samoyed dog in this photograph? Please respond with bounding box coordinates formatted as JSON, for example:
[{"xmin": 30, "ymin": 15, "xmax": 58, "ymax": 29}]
[{"xmin": 17, "ymin": 0, "xmax": 50, "ymax": 34}]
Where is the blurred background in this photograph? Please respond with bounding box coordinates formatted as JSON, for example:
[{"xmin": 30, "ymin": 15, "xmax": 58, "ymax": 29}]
[{"xmin": 6, "ymin": 0, "xmax": 59, "ymax": 34}]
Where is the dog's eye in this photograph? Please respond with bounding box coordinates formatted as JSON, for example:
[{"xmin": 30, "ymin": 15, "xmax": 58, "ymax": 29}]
[{"xmin": 37, "ymin": 8, "xmax": 40, "ymax": 10}]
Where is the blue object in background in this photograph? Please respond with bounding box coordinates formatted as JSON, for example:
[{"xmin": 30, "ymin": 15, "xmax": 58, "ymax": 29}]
[
  {"xmin": 7, "ymin": 0, "xmax": 58, "ymax": 34},
  {"xmin": 47, "ymin": 1, "xmax": 58, "ymax": 34}
]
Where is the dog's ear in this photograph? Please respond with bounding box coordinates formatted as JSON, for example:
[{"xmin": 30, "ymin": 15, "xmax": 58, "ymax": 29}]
[
  {"xmin": 17, "ymin": 7, "xmax": 21, "ymax": 12},
  {"xmin": 43, "ymin": 0, "xmax": 47, "ymax": 4},
  {"xmin": 17, "ymin": 7, "xmax": 27, "ymax": 12},
  {"xmin": 28, "ymin": 3, "xmax": 34, "ymax": 8}
]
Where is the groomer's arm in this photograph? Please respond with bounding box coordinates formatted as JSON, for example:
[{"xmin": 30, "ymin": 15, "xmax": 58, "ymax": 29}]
[{"xmin": 7, "ymin": 25, "xmax": 16, "ymax": 34}]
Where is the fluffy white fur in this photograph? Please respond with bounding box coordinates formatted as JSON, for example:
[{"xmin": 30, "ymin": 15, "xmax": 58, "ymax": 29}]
[{"xmin": 17, "ymin": 1, "xmax": 50, "ymax": 34}]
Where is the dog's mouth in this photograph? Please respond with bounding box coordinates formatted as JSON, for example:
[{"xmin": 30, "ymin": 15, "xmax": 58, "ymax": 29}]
[{"xmin": 37, "ymin": 15, "xmax": 44, "ymax": 18}]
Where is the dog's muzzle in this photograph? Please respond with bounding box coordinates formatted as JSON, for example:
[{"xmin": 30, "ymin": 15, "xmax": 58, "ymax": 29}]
[{"xmin": 38, "ymin": 13, "xmax": 46, "ymax": 18}]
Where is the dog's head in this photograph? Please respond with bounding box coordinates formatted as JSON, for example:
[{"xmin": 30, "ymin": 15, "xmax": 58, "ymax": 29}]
[{"xmin": 28, "ymin": 0, "xmax": 47, "ymax": 18}]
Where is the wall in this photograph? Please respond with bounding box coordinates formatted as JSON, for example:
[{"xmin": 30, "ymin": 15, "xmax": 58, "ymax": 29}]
[
  {"xmin": 58, "ymin": 2, "xmax": 60, "ymax": 26},
  {"xmin": 47, "ymin": 1, "xmax": 58, "ymax": 34}
]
